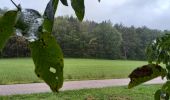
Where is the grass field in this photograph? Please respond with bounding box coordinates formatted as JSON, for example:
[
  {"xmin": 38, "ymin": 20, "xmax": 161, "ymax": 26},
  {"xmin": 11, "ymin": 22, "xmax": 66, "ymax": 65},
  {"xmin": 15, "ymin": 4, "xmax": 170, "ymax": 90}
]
[
  {"xmin": 0, "ymin": 58, "xmax": 148, "ymax": 84},
  {"xmin": 0, "ymin": 85, "xmax": 161, "ymax": 100}
]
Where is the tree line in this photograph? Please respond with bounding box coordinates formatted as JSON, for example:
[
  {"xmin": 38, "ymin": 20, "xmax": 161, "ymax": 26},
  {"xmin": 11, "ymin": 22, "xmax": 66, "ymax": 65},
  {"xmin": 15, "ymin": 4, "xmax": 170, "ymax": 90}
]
[
  {"xmin": 52, "ymin": 16, "xmax": 165, "ymax": 60},
  {"xmin": 0, "ymin": 14, "xmax": 167, "ymax": 60}
]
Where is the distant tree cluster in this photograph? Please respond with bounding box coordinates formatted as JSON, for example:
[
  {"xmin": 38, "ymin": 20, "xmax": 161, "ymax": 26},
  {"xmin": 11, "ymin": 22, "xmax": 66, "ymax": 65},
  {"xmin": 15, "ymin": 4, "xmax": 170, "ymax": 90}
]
[
  {"xmin": 52, "ymin": 16, "xmax": 165, "ymax": 60},
  {"xmin": 0, "ymin": 15, "xmax": 167, "ymax": 60}
]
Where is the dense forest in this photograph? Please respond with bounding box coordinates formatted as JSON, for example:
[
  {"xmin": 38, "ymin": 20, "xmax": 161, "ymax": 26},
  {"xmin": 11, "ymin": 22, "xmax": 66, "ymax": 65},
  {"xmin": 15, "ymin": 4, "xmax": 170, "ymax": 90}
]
[
  {"xmin": 52, "ymin": 16, "xmax": 165, "ymax": 60},
  {"xmin": 0, "ymin": 8, "xmax": 168, "ymax": 60}
]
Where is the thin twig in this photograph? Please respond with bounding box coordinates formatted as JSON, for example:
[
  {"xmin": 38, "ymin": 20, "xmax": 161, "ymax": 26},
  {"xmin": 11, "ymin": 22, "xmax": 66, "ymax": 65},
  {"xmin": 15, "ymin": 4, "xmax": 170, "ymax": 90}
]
[{"xmin": 10, "ymin": 0, "xmax": 21, "ymax": 11}]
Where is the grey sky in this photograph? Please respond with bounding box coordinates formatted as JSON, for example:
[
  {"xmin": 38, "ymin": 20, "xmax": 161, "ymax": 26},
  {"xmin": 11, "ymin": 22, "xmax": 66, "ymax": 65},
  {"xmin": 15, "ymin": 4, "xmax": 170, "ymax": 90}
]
[{"xmin": 1, "ymin": 0, "xmax": 170, "ymax": 30}]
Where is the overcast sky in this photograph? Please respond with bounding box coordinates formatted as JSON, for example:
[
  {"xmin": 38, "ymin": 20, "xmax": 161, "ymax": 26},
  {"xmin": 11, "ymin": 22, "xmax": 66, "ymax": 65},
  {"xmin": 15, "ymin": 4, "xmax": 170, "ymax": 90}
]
[{"xmin": 1, "ymin": 0, "xmax": 170, "ymax": 30}]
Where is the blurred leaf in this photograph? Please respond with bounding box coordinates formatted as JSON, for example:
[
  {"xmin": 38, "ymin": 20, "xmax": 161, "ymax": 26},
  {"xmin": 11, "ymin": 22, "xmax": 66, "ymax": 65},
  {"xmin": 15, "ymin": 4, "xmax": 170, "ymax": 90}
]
[
  {"xmin": 60, "ymin": 0, "xmax": 68, "ymax": 6},
  {"xmin": 165, "ymin": 95, "xmax": 169, "ymax": 100},
  {"xmin": 154, "ymin": 89, "xmax": 169, "ymax": 100},
  {"xmin": 128, "ymin": 64, "xmax": 167, "ymax": 88},
  {"xmin": 146, "ymin": 34, "xmax": 170, "ymax": 65},
  {"xmin": 30, "ymin": 33, "xmax": 64, "ymax": 92},
  {"xmin": 71, "ymin": 0, "xmax": 85, "ymax": 21},
  {"xmin": 0, "ymin": 10, "xmax": 18, "ymax": 51},
  {"xmin": 154, "ymin": 89, "xmax": 161, "ymax": 100},
  {"xmin": 15, "ymin": 9, "xmax": 43, "ymax": 42},
  {"xmin": 162, "ymin": 81, "xmax": 170, "ymax": 95},
  {"xmin": 43, "ymin": 0, "xmax": 59, "ymax": 33}
]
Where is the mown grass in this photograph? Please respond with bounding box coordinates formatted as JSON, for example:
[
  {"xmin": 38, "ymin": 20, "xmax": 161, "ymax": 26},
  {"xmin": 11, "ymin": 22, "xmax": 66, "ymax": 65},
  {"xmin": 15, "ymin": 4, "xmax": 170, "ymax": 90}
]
[
  {"xmin": 0, "ymin": 58, "xmax": 148, "ymax": 84},
  {"xmin": 0, "ymin": 85, "xmax": 161, "ymax": 100}
]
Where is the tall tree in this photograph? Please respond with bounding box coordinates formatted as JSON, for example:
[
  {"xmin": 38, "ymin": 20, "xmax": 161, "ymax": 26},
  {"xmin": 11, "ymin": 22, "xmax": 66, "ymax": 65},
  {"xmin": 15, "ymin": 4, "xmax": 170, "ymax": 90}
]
[{"xmin": 93, "ymin": 21, "xmax": 122, "ymax": 59}]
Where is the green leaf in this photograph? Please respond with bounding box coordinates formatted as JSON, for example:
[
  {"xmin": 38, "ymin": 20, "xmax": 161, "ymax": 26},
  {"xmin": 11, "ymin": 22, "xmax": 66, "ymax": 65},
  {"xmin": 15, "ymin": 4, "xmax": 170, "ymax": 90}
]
[
  {"xmin": 60, "ymin": 0, "xmax": 68, "ymax": 6},
  {"xmin": 71, "ymin": 0, "xmax": 85, "ymax": 21},
  {"xmin": 128, "ymin": 64, "xmax": 167, "ymax": 88},
  {"xmin": 36, "ymin": 0, "xmax": 64, "ymax": 92},
  {"xmin": 30, "ymin": 33, "xmax": 64, "ymax": 92},
  {"xmin": 43, "ymin": 0, "xmax": 59, "ymax": 33},
  {"xmin": 165, "ymin": 95, "xmax": 169, "ymax": 100},
  {"xmin": 154, "ymin": 89, "xmax": 161, "ymax": 100},
  {"xmin": 154, "ymin": 89, "xmax": 169, "ymax": 100},
  {"xmin": 162, "ymin": 81, "xmax": 170, "ymax": 95},
  {"xmin": 0, "ymin": 10, "xmax": 18, "ymax": 51},
  {"xmin": 146, "ymin": 34, "xmax": 170, "ymax": 65}
]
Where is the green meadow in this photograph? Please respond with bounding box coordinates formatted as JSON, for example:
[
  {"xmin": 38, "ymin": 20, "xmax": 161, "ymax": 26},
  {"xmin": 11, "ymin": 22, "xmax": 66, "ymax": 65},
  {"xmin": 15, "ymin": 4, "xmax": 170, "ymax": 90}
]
[{"xmin": 0, "ymin": 58, "xmax": 147, "ymax": 84}]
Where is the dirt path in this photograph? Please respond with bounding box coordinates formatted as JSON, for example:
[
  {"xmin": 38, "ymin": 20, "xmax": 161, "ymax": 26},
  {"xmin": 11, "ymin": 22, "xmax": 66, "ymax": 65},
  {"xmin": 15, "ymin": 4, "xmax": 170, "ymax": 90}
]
[{"xmin": 0, "ymin": 77, "xmax": 166, "ymax": 96}]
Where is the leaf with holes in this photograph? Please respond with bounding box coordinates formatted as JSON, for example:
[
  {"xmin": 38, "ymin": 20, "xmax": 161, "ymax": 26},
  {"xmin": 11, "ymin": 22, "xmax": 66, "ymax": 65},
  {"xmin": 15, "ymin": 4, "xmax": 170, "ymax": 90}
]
[
  {"xmin": 43, "ymin": 0, "xmax": 59, "ymax": 33},
  {"xmin": 0, "ymin": 10, "xmax": 18, "ymax": 51},
  {"xmin": 128, "ymin": 64, "xmax": 167, "ymax": 88},
  {"xmin": 30, "ymin": 33, "xmax": 64, "ymax": 92},
  {"xmin": 60, "ymin": 0, "xmax": 68, "ymax": 6},
  {"xmin": 71, "ymin": 0, "xmax": 85, "ymax": 21}
]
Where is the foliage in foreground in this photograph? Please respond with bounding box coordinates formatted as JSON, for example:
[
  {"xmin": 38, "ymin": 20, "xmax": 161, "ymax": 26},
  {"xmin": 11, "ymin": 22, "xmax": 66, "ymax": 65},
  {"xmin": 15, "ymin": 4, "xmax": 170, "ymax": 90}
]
[
  {"xmin": 0, "ymin": 0, "xmax": 100, "ymax": 92},
  {"xmin": 128, "ymin": 33, "xmax": 170, "ymax": 99},
  {"xmin": 0, "ymin": 0, "xmax": 78, "ymax": 92}
]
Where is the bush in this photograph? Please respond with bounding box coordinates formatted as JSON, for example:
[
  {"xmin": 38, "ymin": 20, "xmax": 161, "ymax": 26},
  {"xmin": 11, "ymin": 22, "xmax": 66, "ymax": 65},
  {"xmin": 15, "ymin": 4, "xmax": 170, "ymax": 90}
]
[{"xmin": 2, "ymin": 36, "xmax": 30, "ymax": 58}]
